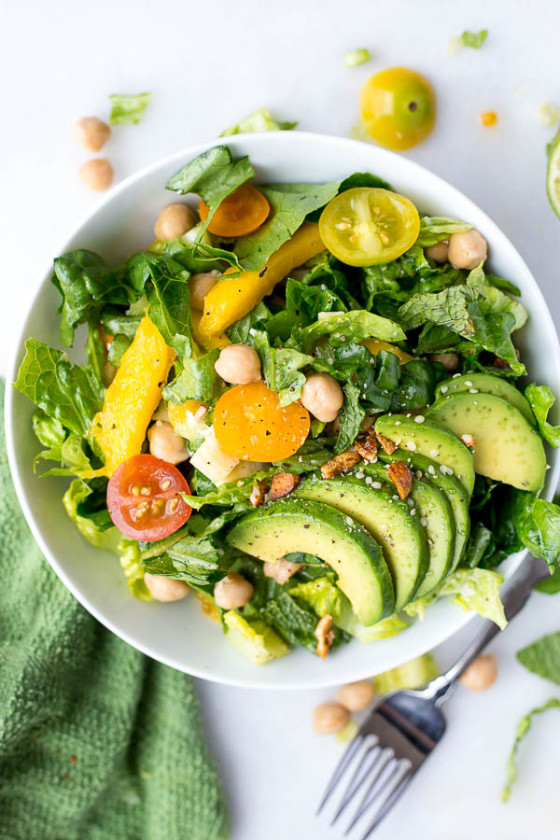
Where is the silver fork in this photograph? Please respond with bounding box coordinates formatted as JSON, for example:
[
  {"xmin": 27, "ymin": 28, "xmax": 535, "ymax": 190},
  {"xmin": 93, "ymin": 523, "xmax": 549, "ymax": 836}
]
[{"xmin": 317, "ymin": 557, "xmax": 549, "ymax": 839}]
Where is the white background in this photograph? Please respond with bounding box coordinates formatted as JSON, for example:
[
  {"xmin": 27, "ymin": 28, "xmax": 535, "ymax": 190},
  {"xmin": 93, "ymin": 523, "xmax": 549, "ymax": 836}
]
[{"xmin": 2, "ymin": 1, "xmax": 560, "ymax": 838}]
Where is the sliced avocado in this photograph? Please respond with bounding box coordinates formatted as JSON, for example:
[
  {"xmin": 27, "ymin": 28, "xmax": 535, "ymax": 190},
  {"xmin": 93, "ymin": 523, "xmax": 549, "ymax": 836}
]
[
  {"xmin": 435, "ymin": 373, "xmax": 535, "ymax": 425},
  {"xmin": 226, "ymin": 498, "xmax": 394, "ymax": 626},
  {"xmin": 364, "ymin": 462, "xmax": 455, "ymax": 599},
  {"xmin": 379, "ymin": 451, "xmax": 470, "ymax": 571},
  {"xmin": 223, "ymin": 611, "xmax": 290, "ymax": 665},
  {"xmin": 293, "ymin": 474, "xmax": 429, "ymax": 611},
  {"xmin": 427, "ymin": 392, "xmax": 546, "ymax": 491},
  {"xmin": 375, "ymin": 413, "xmax": 475, "ymax": 495}
]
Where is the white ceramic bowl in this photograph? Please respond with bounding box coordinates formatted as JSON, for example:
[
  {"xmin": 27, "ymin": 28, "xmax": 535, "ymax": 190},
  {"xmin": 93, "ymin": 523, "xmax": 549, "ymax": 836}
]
[{"xmin": 6, "ymin": 132, "xmax": 560, "ymax": 689}]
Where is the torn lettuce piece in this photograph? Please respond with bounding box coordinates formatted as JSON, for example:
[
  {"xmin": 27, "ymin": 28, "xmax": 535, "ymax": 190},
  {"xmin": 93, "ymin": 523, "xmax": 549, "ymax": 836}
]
[
  {"xmin": 220, "ymin": 107, "xmax": 297, "ymax": 136},
  {"xmin": 524, "ymin": 383, "xmax": 560, "ymax": 447},
  {"xmin": 343, "ymin": 48, "xmax": 371, "ymax": 68},
  {"xmin": 63, "ymin": 478, "xmax": 122, "ymax": 552},
  {"xmin": 224, "ymin": 611, "xmax": 290, "ymax": 665},
  {"xmin": 405, "ymin": 568, "xmax": 506, "ymax": 629},
  {"xmin": 513, "ymin": 493, "xmax": 560, "ymax": 571},
  {"xmin": 502, "ymin": 698, "xmax": 560, "ymax": 802},
  {"xmin": 296, "ymin": 310, "xmax": 405, "ymax": 354},
  {"xmin": 416, "ymin": 216, "xmax": 472, "ymax": 248},
  {"xmin": 164, "ymin": 349, "xmax": 224, "ymax": 405},
  {"xmin": 118, "ymin": 539, "xmax": 153, "ymax": 601},
  {"xmin": 109, "ymin": 92, "xmax": 151, "ymax": 125},
  {"xmin": 374, "ymin": 654, "xmax": 439, "ymax": 694},
  {"xmin": 517, "ymin": 632, "xmax": 560, "ymax": 685},
  {"xmin": 253, "ymin": 331, "xmax": 313, "ymax": 405}
]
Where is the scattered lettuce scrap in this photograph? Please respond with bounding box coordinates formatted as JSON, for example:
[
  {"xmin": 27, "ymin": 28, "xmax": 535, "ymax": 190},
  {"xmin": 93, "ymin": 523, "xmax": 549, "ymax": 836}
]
[
  {"xmin": 502, "ymin": 698, "xmax": 560, "ymax": 802},
  {"xmin": 405, "ymin": 568, "xmax": 506, "ymax": 629},
  {"xmin": 220, "ymin": 107, "xmax": 297, "ymax": 136},
  {"xmin": 517, "ymin": 632, "xmax": 560, "ymax": 685},
  {"xmin": 343, "ymin": 48, "xmax": 371, "ymax": 68},
  {"xmin": 109, "ymin": 92, "xmax": 152, "ymax": 126},
  {"xmin": 449, "ymin": 30, "xmax": 488, "ymax": 55},
  {"xmin": 374, "ymin": 654, "xmax": 439, "ymax": 694}
]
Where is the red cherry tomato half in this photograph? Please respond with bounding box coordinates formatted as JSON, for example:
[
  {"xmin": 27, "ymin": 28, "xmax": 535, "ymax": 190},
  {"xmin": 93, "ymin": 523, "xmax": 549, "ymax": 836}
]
[{"xmin": 107, "ymin": 454, "xmax": 192, "ymax": 541}]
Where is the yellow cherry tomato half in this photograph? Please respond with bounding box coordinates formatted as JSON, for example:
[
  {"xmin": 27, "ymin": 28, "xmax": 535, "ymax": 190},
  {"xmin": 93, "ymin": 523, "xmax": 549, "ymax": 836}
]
[
  {"xmin": 213, "ymin": 380, "xmax": 310, "ymax": 462},
  {"xmin": 199, "ymin": 183, "xmax": 270, "ymax": 237},
  {"xmin": 360, "ymin": 67, "xmax": 436, "ymax": 151},
  {"xmin": 319, "ymin": 187, "xmax": 420, "ymax": 267}
]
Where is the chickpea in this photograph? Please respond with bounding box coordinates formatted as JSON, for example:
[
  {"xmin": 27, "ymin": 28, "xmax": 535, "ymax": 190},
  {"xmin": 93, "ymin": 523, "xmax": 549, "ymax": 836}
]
[
  {"xmin": 427, "ymin": 352, "xmax": 460, "ymax": 372},
  {"xmin": 313, "ymin": 703, "xmax": 350, "ymax": 734},
  {"xmin": 459, "ymin": 653, "xmax": 498, "ymax": 692},
  {"xmin": 78, "ymin": 158, "xmax": 114, "ymax": 191},
  {"xmin": 263, "ymin": 558, "xmax": 303, "ymax": 585},
  {"xmin": 425, "ymin": 240, "xmax": 449, "ymax": 263},
  {"xmin": 154, "ymin": 203, "xmax": 197, "ymax": 241},
  {"xmin": 448, "ymin": 229, "xmax": 488, "ymax": 270},
  {"xmin": 336, "ymin": 680, "xmax": 376, "ymax": 712},
  {"xmin": 214, "ymin": 344, "xmax": 262, "ymax": 385},
  {"xmin": 144, "ymin": 573, "xmax": 190, "ymax": 602},
  {"xmin": 74, "ymin": 116, "xmax": 111, "ymax": 152},
  {"xmin": 190, "ymin": 270, "xmax": 220, "ymax": 311},
  {"xmin": 148, "ymin": 420, "xmax": 189, "ymax": 465},
  {"xmin": 213, "ymin": 572, "xmax": 254, "ymax": 610},
  {"xmin": 301, "ymin": 373, "xmax": 344, "ymax": 423}
]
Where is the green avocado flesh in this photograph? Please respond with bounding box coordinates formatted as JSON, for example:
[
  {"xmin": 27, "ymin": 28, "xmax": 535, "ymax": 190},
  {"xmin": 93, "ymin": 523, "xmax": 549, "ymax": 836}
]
[
  {"xmin": 427, "ymin": 392, "xmax": 546, "ymax": 492},
  {"xmin": 435, "ymin": 372, "xmax": 535, "ymax": 425},
  {"xmin": 294, "ymin": 474, "xmax": 429, "ymax": 611},
  {"xmin": 379, "ymin": 451, "xmax": 470, "ymax": 572},
  {"xmin": 375, "ymin": 414, "xmax": 475, "ymax": 495},
  {"xmin": 364, "ymin": 462, "xmax": 455, "ymax": 599},
  {"xmin": 227, "ymin": 498, "xmax": 395, "ymax": 625}
]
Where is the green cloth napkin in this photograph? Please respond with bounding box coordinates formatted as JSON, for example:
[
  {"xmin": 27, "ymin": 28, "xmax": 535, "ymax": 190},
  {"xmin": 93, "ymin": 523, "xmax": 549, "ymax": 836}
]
[{"xmin": 0, "ymin": 381, "xmax": 230, "ymax": 840}]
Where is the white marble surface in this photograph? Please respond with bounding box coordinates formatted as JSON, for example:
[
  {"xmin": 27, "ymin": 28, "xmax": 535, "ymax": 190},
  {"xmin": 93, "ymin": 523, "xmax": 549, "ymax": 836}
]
[{"xmin": 2, "ymin": 1, "xmax": 560, "ymax": 837}]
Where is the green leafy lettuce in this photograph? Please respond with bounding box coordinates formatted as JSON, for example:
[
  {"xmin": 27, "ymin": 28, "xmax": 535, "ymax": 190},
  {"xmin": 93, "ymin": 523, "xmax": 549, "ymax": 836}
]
[
  {"xmin": 517, "ymin": 632, "xmax": 560, "ymax": 685},
  {"xmin": 416, "ymin": 216, "xmax": 472, "ymax": 248},
  {"xmin": 525, "ymin": 383, "xmax": 560, "ymax": 447},
  {"xmin": 405, "ymin": 568, "xmax": 506, "ymax": 629},
  {"xmin": 502, "ymin": 698, "xmax": 560, "ymax": 802},
  {"xmin": 109, "ymin": 92, "xmax": 152, "ymax": 125},
  {"xmin": 374, "ymin": 654, "xmax": 439, "ymax": 694},
  {"xmin": 513, "ymin": 494, "xmax": 560, "ymax": 570},
  {"xmin": 164, "ymin": 349, "xmax": 224, "ymax": 405},
  {"xmin": 253, "ymin": 331, "xmax": 313, "ymax": 405},
  {"xmin": 220, "ymin": 107, "xmax": 297, "ymax": 136},
  {"xmin": 62, "ymin": 478, "xmax": 122, "ymax": 552},
  {"xmin": 343, "ymin": 48, "xmax": 371, "ymax": 68}
]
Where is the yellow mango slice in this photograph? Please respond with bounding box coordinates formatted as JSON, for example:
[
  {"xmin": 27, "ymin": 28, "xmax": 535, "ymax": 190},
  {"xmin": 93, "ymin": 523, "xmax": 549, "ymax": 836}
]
[
  {"xmin": 363, "ymin": 338, "xmax": 413, "ymax": 365},
  {"xmin": 90, "ymin": 315, "xmax": 175, "ymax": 476},
  {"xmin": 191, "ymin": 309, "xmax": 230, "ymax": 351},
  {"xmin": 198, "ymin": 223, "xmax": 324, "ymax": 337}
]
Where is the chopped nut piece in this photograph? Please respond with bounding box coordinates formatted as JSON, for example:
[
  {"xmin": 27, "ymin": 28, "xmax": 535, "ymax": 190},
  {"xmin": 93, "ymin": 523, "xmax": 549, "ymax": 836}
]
[
  {"xmin": 375, "ymin": 432, "xmax": 398, "ymax": 455},
  {"xmin": 387, "ymin": 460, "xmax": 413, "ymax": 500},
  {"xmin": 460, "ymin": 433, "xmax": 476, "ymax": 448},
  {"xmin": 263, "ymin": 558, "xmax": 303, "ymax": 584},
  {"xmin": 270, "ymin": 472, "xmax": 301, "ymax": 499},
  {"xmin": 314, "ymin": 614, "xmax": 335, "ymax": 660},
  {"xmin": 249, "ymin": 480, "xmax": 269, "ymax": 508},
  {"xmin": 354, "ymin": 430, "xmax": 378, "ymax": 462},
  {"xmin": 492, "ymin": 356, "xmax": 510, "ymax": 369},
  {"xmin": 320, "ymin": 450, "xmax": 361, "ymax": 479}
]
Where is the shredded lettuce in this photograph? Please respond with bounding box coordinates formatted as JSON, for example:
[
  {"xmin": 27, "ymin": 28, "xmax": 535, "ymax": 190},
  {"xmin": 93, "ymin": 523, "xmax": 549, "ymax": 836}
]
[
  {"xmin": 525, "ymin": 383, "xmax": 560, "ymax": 447},
  {"xmin": 502, "ymin": 698, "xmax": 560, "ymax": 802},
  {"xmin": 109, "ymin": 92, "xmax": 151, "ymax": 125},
  {"xmin": 374, "ymin": 654, "xmax": 439, "ymax": 694},
  {"xmin": 343, "ymin": 48, "xmax": 371, "ymax": 68},
  {"xmin": 448, "ymin": 30, "xmax": 488, "ymax": 55},
  {"xmin": 405, "ymin": 568, "xmax": 506, "ymax": 629},
  {"xmin": 220, "ymin": 107, "xmax": 297, "ymax": 136}
]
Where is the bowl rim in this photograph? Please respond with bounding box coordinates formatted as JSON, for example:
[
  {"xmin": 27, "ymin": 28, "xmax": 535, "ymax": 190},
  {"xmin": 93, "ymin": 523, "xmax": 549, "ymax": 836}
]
[{"xmin": 6, "ymin": 130, "xmax": 560, "ymax": 689}]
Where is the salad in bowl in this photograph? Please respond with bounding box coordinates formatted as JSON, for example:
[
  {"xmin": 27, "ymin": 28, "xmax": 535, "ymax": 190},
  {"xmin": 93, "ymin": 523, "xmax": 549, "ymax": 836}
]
[{"xmin": 13, "ymin": 140, "xmax": 560, "ymax": 669}]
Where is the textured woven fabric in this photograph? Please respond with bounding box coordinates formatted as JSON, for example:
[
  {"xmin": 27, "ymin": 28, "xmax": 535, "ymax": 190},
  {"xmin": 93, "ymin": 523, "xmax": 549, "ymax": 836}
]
[{"xmin": 0, "ymin": 381, "xmax": 230, "ymax": 840}]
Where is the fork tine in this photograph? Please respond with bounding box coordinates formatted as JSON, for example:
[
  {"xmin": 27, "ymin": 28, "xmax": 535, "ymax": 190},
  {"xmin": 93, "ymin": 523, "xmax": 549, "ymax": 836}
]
[
  {"xmin": 343, "ymin": 750, "xmax": 395, "ymax": 836},
  {"xmin": 360, "ymin": 767, "xmax": 414, "ymax": 840},
  {"xmin": 316, "ymin": 733, "xmax": 365, "ymax": 815},
  {"xmin": 330, "ymin": 743, "xmax": 382, "ymax": 825}
]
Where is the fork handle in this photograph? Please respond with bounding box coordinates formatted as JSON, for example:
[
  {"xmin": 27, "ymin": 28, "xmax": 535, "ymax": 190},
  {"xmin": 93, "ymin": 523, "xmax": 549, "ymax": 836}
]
[{"xmin": 421, "ymin": 557, "xmax": 549, "ymax": 706}]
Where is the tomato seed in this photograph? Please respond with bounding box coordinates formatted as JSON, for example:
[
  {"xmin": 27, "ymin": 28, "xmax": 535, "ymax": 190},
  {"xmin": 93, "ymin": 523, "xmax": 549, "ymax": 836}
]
[{"xmin": 160, "ymin": 479, "xmax": 171, "ymax": 491}]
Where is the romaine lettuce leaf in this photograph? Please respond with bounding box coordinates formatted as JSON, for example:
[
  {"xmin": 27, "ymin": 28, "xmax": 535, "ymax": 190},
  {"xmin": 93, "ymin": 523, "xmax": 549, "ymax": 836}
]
[
  {"xmin": 166, "ymin": 145, "xmax": 254, "ymax": 236},
  {"xmin": 416, "ymin": 216, "xmax": 472, "ymax": 248},
  {"xmin": 296, "ymin": 310, "xmax": 405, "ymax": 354},
  {"xmin": 457, "ymin": 29, "xmax": 489, "ymax": 49},
  {"xmin": 142, "ymin": 537, "xmax": 228, "ymax": 586},
  {"xmin": 220, "ymin": 107, "xmax": 297, "ymax": 136},
  {"xmin": 109, "ymin": 92, "xmax": 151, "ymax": 125},
  {"xmin": 63, "ymin": 478, "xmax": 122, "ymax": 552},
  {"xmin": 14, "ymin": 338, "xmax": 104, "ymax": 437},
  {"xmin": 517, "ymin": 632, "xmax": 560, "ymax": 685},
  {"xmin": 32, "ymin": 408, "xmax": 66, "ymax": 448},
  {"xmin": 525, "ymin": 383, "xmax": 560, "ymax": 447},
  {"xmin": 223, "ymin": 611, "xmax": 290, "ymax": 664},
  {"xmin": 52, "ymin": 250, "xmax": 130, "ymax": 346},
  {"xmin": 374, "ymin": 654, "xmax": 439, "ymax": 694},
  {"xmin": 405, "ymin": 568, "xmax": 506, "ymax": 629},
  {"xmin": 164, "ymin": 231, "xmax": 242, "ymax": 275},
  {"xmin": 335, "ymin": 380, "xmax": 365, "ymax": 453},
  {"xmin": 343, "ymin": 48, "xmax": 371, "ymax": 68},
  {"xmin": 502, "ymin": 698, "xmax": 560, "ymax": 802},
  {"xmin": 289, "ymin": 576, "xmax": 345, "ymax": 620},
  {"xmin": 253, "ymin": 331, "xmax": 313, "ymax": 405},
  {"xmin": 513, "ymin": 493, "xmax": 560, "ymax": 570},
  {"xmin": 34, "ymin": 433, "xmax": 92, "ymax": 477},
  {"xmin": 119, "ymin": 540, "xmax": 153, "ymax": 600},
  {"xmin": 164, "ymin": 349, "xmax": 224, "ymax": 405}
]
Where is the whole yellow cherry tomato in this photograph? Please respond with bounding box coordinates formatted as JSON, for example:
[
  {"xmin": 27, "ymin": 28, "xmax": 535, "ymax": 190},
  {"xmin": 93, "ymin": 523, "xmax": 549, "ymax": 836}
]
[
  {"xmin": 319, "ymin": 187, "xmax": 420, "ymax": 267},
  {"xmin": 360, "ymin": 67, "xmax": 436, "ymax": 151}
]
